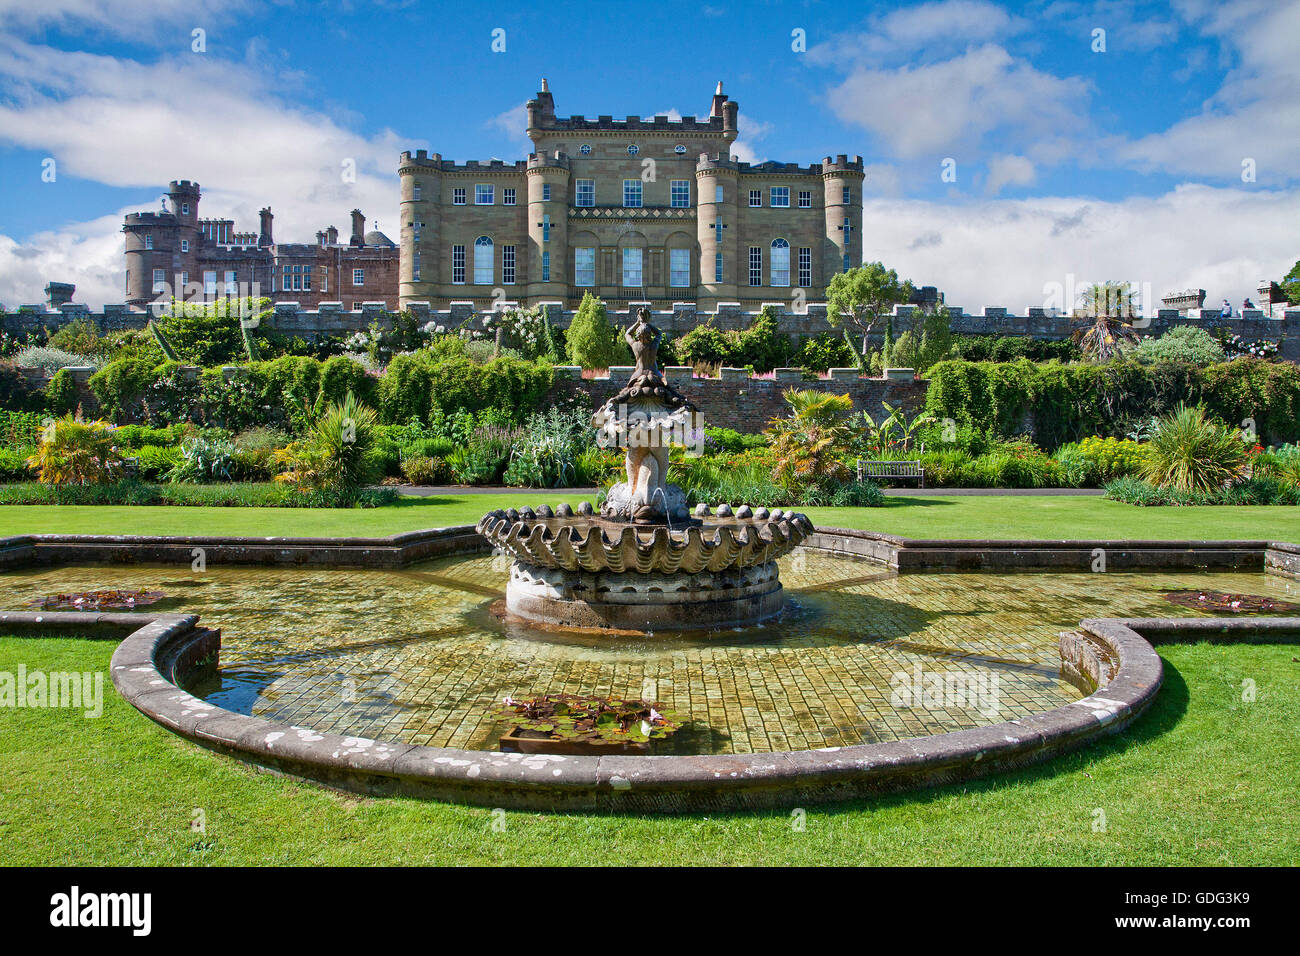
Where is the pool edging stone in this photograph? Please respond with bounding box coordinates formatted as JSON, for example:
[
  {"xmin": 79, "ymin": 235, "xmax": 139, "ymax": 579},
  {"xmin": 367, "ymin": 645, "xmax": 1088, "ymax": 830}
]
[{"xmin": 4, "ymin": 526, "xmax": 1297, "ymax": 811}]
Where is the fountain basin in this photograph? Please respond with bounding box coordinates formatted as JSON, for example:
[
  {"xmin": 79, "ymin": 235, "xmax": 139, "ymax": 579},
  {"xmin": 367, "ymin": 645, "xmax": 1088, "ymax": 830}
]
[{"xmin": 477, "ymin": 509, "xmax": 814, "ymax": 629}]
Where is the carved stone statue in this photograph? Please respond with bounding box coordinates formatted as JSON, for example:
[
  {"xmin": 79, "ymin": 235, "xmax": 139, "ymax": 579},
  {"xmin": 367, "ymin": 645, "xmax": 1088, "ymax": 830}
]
[{"xmin": 592, "ymin": 309, "xmax": 700, "ymax": 523}]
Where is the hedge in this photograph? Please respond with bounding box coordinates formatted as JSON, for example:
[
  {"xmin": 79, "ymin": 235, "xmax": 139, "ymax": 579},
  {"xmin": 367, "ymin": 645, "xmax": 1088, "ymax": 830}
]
[{"xmin": 924, "ymin": 357, "xmax": 1300, "ymax": 449}]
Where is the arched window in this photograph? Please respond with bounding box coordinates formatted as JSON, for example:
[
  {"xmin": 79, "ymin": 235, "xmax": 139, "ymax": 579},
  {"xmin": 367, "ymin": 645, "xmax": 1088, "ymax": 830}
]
[
  {"xmin": 770, "ymin": 238, "xmax": 790, "ymax": 287},
  {"xmin": 473, "ymin": 236, "xmax": 493, "ymax": 284}
]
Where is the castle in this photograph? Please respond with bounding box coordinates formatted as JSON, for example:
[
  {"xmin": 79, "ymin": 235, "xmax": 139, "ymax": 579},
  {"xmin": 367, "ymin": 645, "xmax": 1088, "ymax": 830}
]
[
  {"xmin": 397, "ymin": 81, "xmax": 864, "ymax": 311},
  {"xmin": 121, "ymin": 181, "xmax": 400, "ymax": 311}
]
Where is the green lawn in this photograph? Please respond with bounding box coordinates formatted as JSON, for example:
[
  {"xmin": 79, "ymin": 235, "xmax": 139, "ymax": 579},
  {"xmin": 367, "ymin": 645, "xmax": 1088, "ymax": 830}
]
[
  {"xmin": 1, "ymin": 633, "xmax": 1295, "ymax": 865},
  {"xmin": 0, "ymin": 493, "xmax": 1298, "ymax": 541}
]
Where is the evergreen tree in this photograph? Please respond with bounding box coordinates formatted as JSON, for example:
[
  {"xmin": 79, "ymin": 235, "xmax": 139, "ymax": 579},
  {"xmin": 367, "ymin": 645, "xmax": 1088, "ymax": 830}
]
[{"xmin": 565, "ymin": 293, "xmax": 629, "ymax": 369}]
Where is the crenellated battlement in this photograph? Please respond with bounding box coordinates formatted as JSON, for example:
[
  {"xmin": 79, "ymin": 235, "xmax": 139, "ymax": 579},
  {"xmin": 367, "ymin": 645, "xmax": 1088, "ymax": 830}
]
[{"xmin": 7, "ymin": 301, "xmax": 1297, "ymax": 360}]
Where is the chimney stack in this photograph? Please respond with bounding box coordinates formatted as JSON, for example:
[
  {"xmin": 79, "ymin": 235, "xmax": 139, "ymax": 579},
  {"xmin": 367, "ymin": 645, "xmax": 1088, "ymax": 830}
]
[
  {"xmin": 326, "ymin": 225, "xmax": 338, "ymax": 245},
  {"xmin": 350, "ymin": 209, "xmax": 365, "ymax": 247},
  {"xmin": 258, "ymin": 207, "xmax": 273, "ymax": 248}
]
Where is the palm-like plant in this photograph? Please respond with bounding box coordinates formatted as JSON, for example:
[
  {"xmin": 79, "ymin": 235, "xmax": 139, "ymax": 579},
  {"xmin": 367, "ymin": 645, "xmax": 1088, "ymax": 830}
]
[
  {"xmin": 1071, "ymin": 281, "xmax": 1141, "ymax": 362},
  {"xmin": 27, "ymin": 417, "xmax": 124, "ymax": 486},
  {"xmin": 767, "ymin": 388, "xmax": 855, "ymax": 488},
  {"xmin": 1140, "ymin": 404, "xmax": 1248, "ymax": 494},
  {"xmin": 274, "ymin": 391, "xmax": 378, "ymax": 500}
]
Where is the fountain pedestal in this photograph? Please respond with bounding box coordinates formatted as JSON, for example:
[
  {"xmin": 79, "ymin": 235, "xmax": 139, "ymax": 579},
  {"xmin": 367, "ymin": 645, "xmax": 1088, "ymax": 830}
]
[{"xmin": 477, "ymin": 308, "xmax": 815, "ymax": 633}]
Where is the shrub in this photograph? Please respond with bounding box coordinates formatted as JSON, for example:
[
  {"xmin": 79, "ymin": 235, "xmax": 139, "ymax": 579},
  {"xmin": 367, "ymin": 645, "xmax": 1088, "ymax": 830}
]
[
  {"xmin": 166, "ymin": 435, "xmax": 236, "ymax": 483},
  {"xmin": 274, "ymin": 391, "xmax": 380, "ymax": 502},
  {"xmin": 12, "ymin": 346, "xmax": 99, "ymax": 374},
  {"xmin": 47, "ymin": 318, "xmax": 104, "ymax": 357},
  {"xmin": 0, "ymin": 410, "xmax": 45, "ymax": 448},
  {"xmin": 795, "ymin": 332, "xmax": 855, "ymax": 373},
  {"xmin": 1133, "ymin": 326, "xmax": 1225, "ymax": 366},
  {"xmin": 703, "ymin": 427, "xmax": 768, "ymax": 454},
  {"xmin": 502, "ymin": 407, "xmax": 593, "ymax": 488},
  {"xmin": 0, "ymin": 361, "xmax": 40, "ymax": 412},
  {"xmin": 1140, "ymin": 404, "xmax": 1248, "ymax": 494},
  {"xmin": 133, "ymin": 444, "xmax": 183, "ymax": 480},
  {"xmin": 400, "ymin": 455, "xmax": 451, "ymax": 485},
  {"xmin": 566, "ymin": 293, "xmax": 629, "ymax": 369},
  {"xmin": 766, "ymin": 389, "xmax": 855, "ymax": 491},
  {"xmin": 43, "ymin": 368, "xmax": 78, "ymax": 416},
  {"xmin": 0, "ymin": 446, "xmax": 34, "ymax": 482},
  {"xmin": 89, "ymin": 358, "xmax": 157, "ymax": 421},
  {"xmin": 452, "ymin": 426, "xmax": 520, "ymax": 484},
  {"xmin": 0, "ymin": 480, "xmax": 398, "ymax": 508},
  {"xmin": 318, "ymin": 355, "xmax": 374, "ymax": 408},
  {"xmin": 1105, "ymin": 475, "xmax": 1300, "ymax": 507},
  {"xmin": 1053, "ymin": 436, "xmax": 1147, "ymax": 486},
  {"xmin": 26, "ymin": 418, "xmax": 125, "ymax": 485}
]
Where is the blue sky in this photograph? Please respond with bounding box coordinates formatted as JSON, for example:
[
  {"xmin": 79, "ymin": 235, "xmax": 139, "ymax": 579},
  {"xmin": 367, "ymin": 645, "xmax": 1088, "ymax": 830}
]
[{"xmin": 1, "ymin": 0, "xmax": 1297, "ymax": 310}]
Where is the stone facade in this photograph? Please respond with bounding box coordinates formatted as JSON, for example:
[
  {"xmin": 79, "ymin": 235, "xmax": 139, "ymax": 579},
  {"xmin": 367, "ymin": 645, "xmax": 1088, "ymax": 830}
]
[
  {"xmin": 398, "ymin": 80, "xmax": 863, "ymax": 312},
  {"xmin": 122, "ymin": 181, "xmax": 400, "ymax": 311}
]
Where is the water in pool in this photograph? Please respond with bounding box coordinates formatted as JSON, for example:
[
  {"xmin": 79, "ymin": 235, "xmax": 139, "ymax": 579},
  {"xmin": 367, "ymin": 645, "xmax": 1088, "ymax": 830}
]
[{"xmin": 3, "ymin": 553, "xmax": 1294, "ymax": 753}]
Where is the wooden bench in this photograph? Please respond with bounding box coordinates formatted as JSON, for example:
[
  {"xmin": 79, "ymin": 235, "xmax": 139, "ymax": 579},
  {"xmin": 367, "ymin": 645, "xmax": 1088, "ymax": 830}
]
[{"xmin": 857, "ymin": 459, "xmax": 925, "ymax": 487}]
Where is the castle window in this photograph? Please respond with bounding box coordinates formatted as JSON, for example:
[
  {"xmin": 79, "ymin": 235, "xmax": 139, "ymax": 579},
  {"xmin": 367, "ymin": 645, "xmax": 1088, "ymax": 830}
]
[
  {"xmin": 580, "ymin": 144, "xmax": 591, "ymax": 155},
  {"xmin": 152, "ymin": 269, "xmax": 166, "ymax": 294},
  {"xmin": 542, "ymin": 251, "xmax": 551, "ymax": 282},
  {"xmin": 623, "ymin": 180, "xmax": 642, "ymax": 208},
  {"xmin": 843, "ymin": 216, "xmax": 852, "ymax": 237},
  {"xmin": 669, "ymin": 248, "xmax": 690, "ymax": 287},
  {"xmin": 627, "ymin": 144, "xmax": 639, "ymax": 156},
  {"xmin": 225, "ymin": 270, "xmax": 238, "ymax": 294},
  {"xmin": 283, "ymin": 274, "xmax": 292, "ymax": 291},
  {"xmin": 542, "ymin": 184, "xmax": 552, "ymax": 201},
  {"xmin": 748, "ymin": 247, "xmax": 761, "ymax": 287},
  {"xmin": 798, "ymin": 247, "xmax": 812, "ymax": 287},
  {"xmin": 413, "ymin": 252, "xmax": 421, "ymax": 281},
  {"xmin": 353, "ymin": 268, "xmax": 365, "ymax": 286},
  {"xmin": 475, "ymin": 184, "xmax": 494, "ymax": 205},
  {"xmin": 204, "ymin": 271, "xmax": 217, "ymax": 296},
  {"xmin": 502, "ymin": 245, "xmax": 516, "ymax": 284},
  {"xmin": 473, "ymin": 236, "xmax": 493, "ymax": 284},
  {"xmin": 675, "ymin": 145, "xmax": 687, "ymax": 154},
  {"xmin": 671, "ymin": 180, "xmax": 690, "ymax": 208},
  {"xmin": 714, "ymin": 185, "xmax": 725, "ymax": 203},
  {"xmin": 575, "ymin": 179, "xmax": 594, "ymax": 207},
  {"xmin": 413, "ymin": 221, "xmax": 421, "ymax": 241},
  {"xmin": 181, "ymin": 203, "xmax": 189, "ymax": 215},
  {"xmin": 622, "ymin": 248, "xmax": 642, "ymax": 287},
  {"xmin": 714, "ymin": 220, "xmax": 723, "ymax": 243},
  {"xmin": 413, "ymin": 183, "xmax": 421, "ymax": 201},
  {"xmin": 798, "ymin": 190, "xmax": 811, "ymax": 208},
  {"xmin": 181, "ymin": 271, "xmax": 189, "ymax": 287},
  {"xmin": 770, "ymin": 187, "xmax": 790, "ymax": 208},
  {"xmin": 749, "ymin": 190, "xmax": 761, "ymax": 207},
  {"xmin": 181, "ymin": 239, "xmax": 189, "ymax": 252},
  {"xmin": 303, "ymin": 265, "xmax": 312, "ymax": 292},
  {"xmin": 145, "ymin": 235, "xmax": 153, "ymax": 249},
  {"xmin": 503, "ymin": 187, "xmax": 516, "ymax": 205},
  {"xmin": 452, "ymin": 244, "xmax": 466, "ymax": 284},
  {"xmin": 843, "ymin": 186, "xmax": 852, "ymax": 204},
  {"xmin": 575, "ymin": 247, "xmax": 595, "ymax": 287},
  {"xmin": 453, "ymin": 187, "xmax": 466, "ymax": 205},
  {"xmin": 714, "ymin": 253, "xmax": 724, "ymax": 283},
  {"xmin": 843, "ymin": 253, "xmax": 851, "ymax": 272},
  {"xmin": 770, "ymin": 238, "xmax": 790, "ymax": 286},
  {"xmin": 542, "ymin": 215, "xmax": 551, "ymax": 242}
]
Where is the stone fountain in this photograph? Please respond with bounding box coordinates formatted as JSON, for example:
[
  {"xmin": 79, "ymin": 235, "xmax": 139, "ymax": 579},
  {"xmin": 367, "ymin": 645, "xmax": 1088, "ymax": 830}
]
[{"xmin": 477, "ymin": 308, "xmax": 813, "ymax": 631}]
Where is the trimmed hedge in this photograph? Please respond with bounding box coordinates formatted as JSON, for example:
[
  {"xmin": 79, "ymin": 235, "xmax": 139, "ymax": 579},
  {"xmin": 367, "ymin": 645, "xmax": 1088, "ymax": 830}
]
[
  {"xmin": 925, "ymin": 357, "xmax": 1300, "ymax": 449},
  {"xmin": 0, "ymin": 480, "xmax": 399, "ymax": 508}
]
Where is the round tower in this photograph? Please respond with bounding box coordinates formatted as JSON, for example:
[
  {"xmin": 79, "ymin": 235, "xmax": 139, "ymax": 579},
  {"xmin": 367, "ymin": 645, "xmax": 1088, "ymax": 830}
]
[
  {"xmin": 525, "ymin": 151, "xmax": 570, "ymax": 304},
  {"xmin": 399, "ymin": 150, "xmax": 442, "ymax": 307},
  {"xmin": 821, "ymin": 156, "xmax": 864, "ymax": 281},
  {"xmin": 122, "ymin": 210, "xmax": 174, "ymax": 308},
  {"xmin": 695, "ymin": 152, "xmax": 739, "ymax": 308}
]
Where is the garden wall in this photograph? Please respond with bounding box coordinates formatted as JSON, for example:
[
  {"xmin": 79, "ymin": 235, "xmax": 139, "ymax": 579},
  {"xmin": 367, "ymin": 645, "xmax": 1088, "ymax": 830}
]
[
  {"xmin": 7, "ymin": 301, "xmax": 1298, "ymax": 360},
  {"xmin": 549, "ymin": 370, "xmax": 929, "ymax": 432}
]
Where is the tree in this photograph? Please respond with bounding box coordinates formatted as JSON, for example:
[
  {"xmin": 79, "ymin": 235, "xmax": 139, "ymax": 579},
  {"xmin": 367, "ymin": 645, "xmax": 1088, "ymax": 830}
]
[
  {"xmin": 565, "ymin": 293, "xmax": 629, "ymax": 369},
  {"xmin": 1071, "ymin": 281, "xmax": 1141, "ymax": 362},
  {"xmin": 1280, "ymin": 260, "xmax": 1300, "ymax": 306},
  {"xmin": 826, "ymin": 262, "xmax": 914, "ymax": 362}
]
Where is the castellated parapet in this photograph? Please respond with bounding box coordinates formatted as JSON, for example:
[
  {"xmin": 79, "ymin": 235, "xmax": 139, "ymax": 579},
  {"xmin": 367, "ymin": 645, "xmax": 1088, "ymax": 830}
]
[{"xmin": 399, "ymin": 80, "xmax": 865, "ymax": 312}]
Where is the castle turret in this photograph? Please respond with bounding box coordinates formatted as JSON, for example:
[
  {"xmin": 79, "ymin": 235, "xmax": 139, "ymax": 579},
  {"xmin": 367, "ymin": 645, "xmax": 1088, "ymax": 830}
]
[
  {"xmin": 695, "ymin": 152, "xmax": 739, "ymax": 308},
  {"xmin": 821, "ymin": 155, "xmax": 864, "ymax": 280},
  {"xmin": 398, "ymin": 149, "xmax": 444, "ymax": 306},
  {"xmin": 525, "ymin": 151, "xmax": 570, "ymax": 302}
]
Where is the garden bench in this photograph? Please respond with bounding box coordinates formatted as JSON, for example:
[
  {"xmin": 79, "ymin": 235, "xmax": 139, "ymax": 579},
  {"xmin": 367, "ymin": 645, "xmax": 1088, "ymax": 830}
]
[{"xmin": 857, "ymin": 459, "xmax": 925, "ymax": 487}]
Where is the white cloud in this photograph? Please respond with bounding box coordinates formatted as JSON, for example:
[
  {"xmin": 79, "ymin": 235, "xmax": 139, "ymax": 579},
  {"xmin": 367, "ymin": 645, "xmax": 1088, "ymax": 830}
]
[
  {"xmin": 731, "ymin": 115, "xmax": 773, "ymax": 165},
  {"xmin": 0, "ymin": 0, "xmax": 252, "ymax": 37},
  {"xmin": 825, "ymin": 44, "xmax": 1092, "ymax": 158},
  {"xmin": 0, "ymin": 211, "xmax": 126, "ymax": 310},
  {"xmin": 861, "ymin": 183, "xmax": 1299, "ymax": 311},
  {"xmin": 809, "ymin": 0, "xmax": 1025, "ymax": 64},
  {"xmin": 985, "ymin": 154, "xmax": 1036, "ymax": 195},
  {"xmin": 1115, "ymin": 0, "xmax": 1300, "ymax": 184}
]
